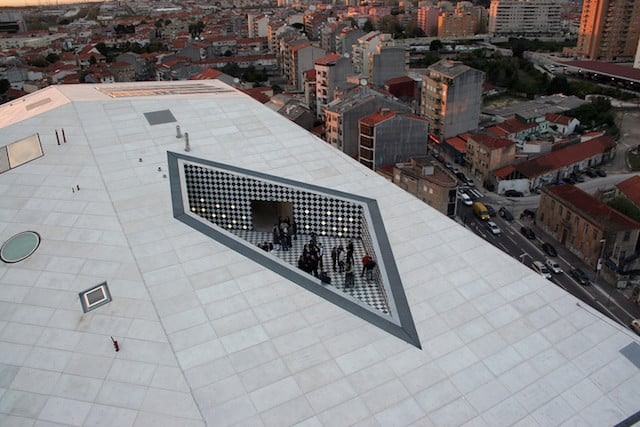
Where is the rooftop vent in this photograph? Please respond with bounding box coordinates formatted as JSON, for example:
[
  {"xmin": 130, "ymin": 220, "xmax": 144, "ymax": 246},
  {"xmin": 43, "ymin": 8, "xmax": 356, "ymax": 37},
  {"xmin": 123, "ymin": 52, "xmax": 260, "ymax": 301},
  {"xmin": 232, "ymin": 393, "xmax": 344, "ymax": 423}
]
[{"xmin": 79, "ymin": 282, "xmax": 112, "ymax": 313}]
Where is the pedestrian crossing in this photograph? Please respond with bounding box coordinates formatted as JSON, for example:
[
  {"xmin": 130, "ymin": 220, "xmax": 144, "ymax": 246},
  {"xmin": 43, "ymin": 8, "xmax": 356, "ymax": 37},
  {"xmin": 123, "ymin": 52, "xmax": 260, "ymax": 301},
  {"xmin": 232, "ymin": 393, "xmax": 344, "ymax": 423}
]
[{"xmin": 466, "ymin": 188, "xmax": 483, "ymax": 199}]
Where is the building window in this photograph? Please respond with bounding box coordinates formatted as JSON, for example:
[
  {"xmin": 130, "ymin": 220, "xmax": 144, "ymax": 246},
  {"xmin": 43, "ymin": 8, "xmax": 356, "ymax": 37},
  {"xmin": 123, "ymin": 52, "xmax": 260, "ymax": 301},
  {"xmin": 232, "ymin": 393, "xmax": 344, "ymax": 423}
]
[{"xmin": 623, "ymin": 231, "xmax": 631, "ymax": 242}]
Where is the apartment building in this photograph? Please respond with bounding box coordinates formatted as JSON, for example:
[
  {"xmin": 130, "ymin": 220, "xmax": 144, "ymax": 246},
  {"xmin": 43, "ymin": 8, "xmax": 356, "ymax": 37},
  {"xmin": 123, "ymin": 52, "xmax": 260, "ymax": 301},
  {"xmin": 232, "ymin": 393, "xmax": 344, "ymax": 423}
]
[
  {"xmin": 369, "ymin": 45, "xmax": 408, "ymax": 87},
  {"xmin": 315, "ymin": 53, "xmax": 354, "ymax": 119},
  {"xmin": 392, "ymin": 157, "xmax": 459, "ymax": 216},
  {"xmin": 421, "ymin": 60, "xmax": 484, "ymax": 141},
  {"xmin": 324, "ymin": 86, "xmax": 410, "ymax": 157},
  {"xmin": 465, "ymin": 133, "xmax": 515, "ymax": 184},
  {"xmin": 417, "ymin": 6, "xmax": 442, "ymax": 36},
  {"xmin": 248, "ymin": 13, "xmax": 270, "ymax": 38},
  {"xmin": 438, "ymin": 12, "xmax": 478, "ymax": 37},
  {"xmin": 488, "ymin": 0, "xmax": 562, "ymax": 36},
  {"xmin": 575, "ymin": 0, "xmax": 640, "ymax": 60},
  {"xmin": 358, "ymin": 110, "xmax": 429, "ymax": 170}
]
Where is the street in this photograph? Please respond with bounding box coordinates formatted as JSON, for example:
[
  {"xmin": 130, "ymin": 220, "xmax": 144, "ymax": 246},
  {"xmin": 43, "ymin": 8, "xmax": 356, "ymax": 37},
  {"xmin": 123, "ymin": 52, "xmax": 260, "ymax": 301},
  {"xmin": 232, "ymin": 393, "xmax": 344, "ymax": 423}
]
[{"xmin": 456, "ymin": 194, "xmax": 640, "ymax": 333}]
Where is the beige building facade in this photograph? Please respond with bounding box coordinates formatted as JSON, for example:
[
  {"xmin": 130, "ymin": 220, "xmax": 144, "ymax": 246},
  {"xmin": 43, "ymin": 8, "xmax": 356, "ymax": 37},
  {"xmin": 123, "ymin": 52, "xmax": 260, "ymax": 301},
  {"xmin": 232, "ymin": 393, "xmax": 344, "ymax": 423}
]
[
  {"xmin": 538, "ymin": 185, "xmax": 640, "ymax": 281},
  {"xmin": 392, "ymin": 157, "xmax": 458, "ymax": 216},
  {"xmin": 576, "ymin": 0, "xmax": 640, "ymax": 60}
]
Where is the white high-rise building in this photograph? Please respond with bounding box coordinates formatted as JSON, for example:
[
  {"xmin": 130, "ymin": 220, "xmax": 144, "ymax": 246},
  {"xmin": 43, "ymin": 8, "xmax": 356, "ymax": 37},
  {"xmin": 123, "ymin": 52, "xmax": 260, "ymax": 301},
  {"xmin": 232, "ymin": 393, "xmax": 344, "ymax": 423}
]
[{"xmin": 488, "ymin": 0, "xmax": 561, "ymax": 36}]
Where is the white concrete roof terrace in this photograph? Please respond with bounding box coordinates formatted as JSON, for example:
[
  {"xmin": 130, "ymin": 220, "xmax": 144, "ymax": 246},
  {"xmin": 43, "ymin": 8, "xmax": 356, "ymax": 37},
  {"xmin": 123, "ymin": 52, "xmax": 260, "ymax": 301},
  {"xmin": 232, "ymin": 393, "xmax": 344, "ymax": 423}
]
[{"xmin": 0, "ymin": 80, "xmax": 638, "ymax": 426}]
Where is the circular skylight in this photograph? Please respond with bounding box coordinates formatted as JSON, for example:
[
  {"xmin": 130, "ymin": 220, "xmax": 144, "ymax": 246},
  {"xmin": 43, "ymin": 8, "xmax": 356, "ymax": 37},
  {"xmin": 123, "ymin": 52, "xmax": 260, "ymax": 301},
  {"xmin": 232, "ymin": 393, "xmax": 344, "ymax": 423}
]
[{"xmin": 0, "ymin": 231, "xmax": 41, "ymax": 263}]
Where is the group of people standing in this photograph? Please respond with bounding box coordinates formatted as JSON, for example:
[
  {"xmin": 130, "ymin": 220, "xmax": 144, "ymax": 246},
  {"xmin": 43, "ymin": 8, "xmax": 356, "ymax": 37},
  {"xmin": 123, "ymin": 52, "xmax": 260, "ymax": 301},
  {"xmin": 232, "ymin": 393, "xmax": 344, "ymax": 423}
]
[
  {"xmin": 297, "ymin": 233, "xmax": 323, "ymax": 278},
  {"xmin": 272, "ymin": 217, "xmax": 297, "ymax": 251},
  {"xmin": 261, "ymin": 220, "xmax": 377, "ymax": 289}
]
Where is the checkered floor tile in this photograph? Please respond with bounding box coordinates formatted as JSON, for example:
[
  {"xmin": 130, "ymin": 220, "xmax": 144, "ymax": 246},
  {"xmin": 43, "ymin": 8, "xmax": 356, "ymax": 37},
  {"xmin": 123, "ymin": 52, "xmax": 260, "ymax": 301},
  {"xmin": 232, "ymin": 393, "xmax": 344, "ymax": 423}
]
[{"xmin": 232, "ymin": 230, "xmax": 389, "ymax": 314}]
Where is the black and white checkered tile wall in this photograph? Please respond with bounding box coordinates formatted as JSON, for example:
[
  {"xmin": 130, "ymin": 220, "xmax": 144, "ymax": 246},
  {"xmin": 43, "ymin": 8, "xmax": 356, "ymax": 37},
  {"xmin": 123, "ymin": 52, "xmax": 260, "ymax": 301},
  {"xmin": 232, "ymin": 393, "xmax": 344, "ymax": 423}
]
[{"xmin": 184, "ymin": 163, "xmax": 367, "ymax": 240}]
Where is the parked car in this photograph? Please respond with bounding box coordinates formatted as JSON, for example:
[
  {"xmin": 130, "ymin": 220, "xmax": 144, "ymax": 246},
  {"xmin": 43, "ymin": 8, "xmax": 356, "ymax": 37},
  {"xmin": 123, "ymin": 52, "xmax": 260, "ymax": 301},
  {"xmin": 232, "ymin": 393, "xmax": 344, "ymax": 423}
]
[
  {"xmin": 455, "ymin": 172, "xmax": 469, "ymax": 184},
  {"xmin": 631, "ymin": 319, "xmax": 640, "ymax": 336},
  {"xmin": 542, "ymin": 242, "xmax": 557, "ymax": 257},
  {"xmin": 569, "ymin": 268, "xmax": 590, "ymax": 285},
  {"xmin": 485, "ymin": 204, "xmax": 496, "ymax": 217},
  {"xmin": 487, "ymin": 221, "xmax": 501, "ymax": 235},
  {"xmin": 459, "ymin": 192, "xmax": 473, "ymax": 206},
  {"xmin": 546, "ymin": 258, "xmax": 563, "ymax": 274},
  {"xmin": 522, "ymin": 209, "xmax": 536, "ymax": 219},
  {"xmin": 505, "ymin": 189, "xmax": 524, "ymax": 197},
  {"xmin": 563, "ymin": 176, "xmax": 576, "ymax": 185},
  {"xmin": 445, "ymin": 162, "xmax": 454, "ymax": 170},
  {"xmin": 455, "ymin": 172, "xmax": 475, "ymax": 187},
  {"xmin": 586, "ymin": 168, "xmax": 598, "ymax": 178},
  {"xmin": 499, "ymin": 207, "xmax": 514, "ymax": 221},
  {"xmin": 520, "ymin": 226, "xmax": 536, "ymax": 240},
  {"xmin": 531, "ymin": 261, "xmax": 552, "ymax": 279},
  {"xmin": 596, "ymin": 168, "xmax": 607, "ymax": 177}
]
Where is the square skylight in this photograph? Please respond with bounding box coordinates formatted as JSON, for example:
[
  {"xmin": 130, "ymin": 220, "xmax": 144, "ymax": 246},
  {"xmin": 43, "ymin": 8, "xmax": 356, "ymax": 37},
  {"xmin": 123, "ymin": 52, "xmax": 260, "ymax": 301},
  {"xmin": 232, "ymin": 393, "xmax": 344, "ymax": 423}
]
[{"xmin": 79, "ymin": 282, "xmax": 112, "ymax": 313}]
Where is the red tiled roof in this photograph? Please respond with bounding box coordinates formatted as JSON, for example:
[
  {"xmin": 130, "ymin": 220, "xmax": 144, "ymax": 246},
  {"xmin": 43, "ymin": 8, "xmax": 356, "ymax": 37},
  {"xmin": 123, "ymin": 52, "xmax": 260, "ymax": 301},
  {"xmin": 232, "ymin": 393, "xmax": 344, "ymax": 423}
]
[
  {"xmin": 493, "ymin": 165, "xmax": 515, "ymax": 179},
  {"xmin": 360, "ymin": 110, "xmax": 396, "ymax": 126},
  {"xmin": 291, "ymin": 41, "xmax": 312, "ymax": 52},
  {"xmin": 616, "ymin": 175, "xmax": 640, "ymax": 206},
  {"xmin": 445, "ymin": 136, "xmax": 467, "ymax": 153},
  {"xmin": 497, "ymin": 117, "xmax": 537, "ymax": 134},
  {"xmin": 304, "ymin": 69, "xmax": 316, "ymax": 81},
  {"xmin": 190, "ymin": 69, "xmax": 223, "ymax": 80},
  {"xmin": 240, "ymin": 88, "xmax": 271, "ymax": 104},
  {"xmin": 545, "ymin": 184, "xmax": 640, "ymax": 231},
  {"xmin": 468, "ymin": 133, "xmax": 514, "ymax": 150},
  {"xmin": 545, "ymin": 113, "xmax": 573, "ymax": 126},
  {"xmin": 405, "ymin": 113, "xmax": 428, "ymax": 122},
  {"xmin": 485, "ymin": 125, "xmax": 510, "ymax": 138},
  {"xmin": 516, "ymin": 136, "xmax": 616, "ymax": 178},
  {"xmin": 315, "ymin": 53, "xmax": 343, "ymax": 66},
  {"xmin": 384, "ymin": 76, "xmax": 414, "ymax": 85}
]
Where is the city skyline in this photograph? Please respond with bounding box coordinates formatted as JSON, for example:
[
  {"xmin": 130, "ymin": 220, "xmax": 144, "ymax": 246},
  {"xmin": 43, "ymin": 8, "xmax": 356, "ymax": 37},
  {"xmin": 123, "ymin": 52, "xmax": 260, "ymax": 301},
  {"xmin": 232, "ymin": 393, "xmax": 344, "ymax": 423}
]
[{"xmin": 1, "ymin": 0, "xmax": 103, "ymax": 7}]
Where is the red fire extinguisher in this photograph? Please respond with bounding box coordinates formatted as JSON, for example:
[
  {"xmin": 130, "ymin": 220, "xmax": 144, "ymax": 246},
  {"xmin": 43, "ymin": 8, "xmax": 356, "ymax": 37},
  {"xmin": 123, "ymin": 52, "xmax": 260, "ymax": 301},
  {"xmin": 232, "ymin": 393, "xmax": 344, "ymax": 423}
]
[{"xmin": 110, "ymin": 336, "xmax": 120, "ymax": 352}]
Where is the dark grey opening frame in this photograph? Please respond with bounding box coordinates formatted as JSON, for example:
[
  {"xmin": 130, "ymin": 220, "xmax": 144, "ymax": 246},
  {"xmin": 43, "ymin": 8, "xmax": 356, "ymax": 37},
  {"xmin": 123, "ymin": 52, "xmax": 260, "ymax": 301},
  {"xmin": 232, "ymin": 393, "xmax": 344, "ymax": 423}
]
[
  {"xmin": 79, "ymin": 281, "xmax": 112, "ymax": 313},
  {"xmin": 167, "ymin": 151, "xmax": 421, "ymax": 349}
]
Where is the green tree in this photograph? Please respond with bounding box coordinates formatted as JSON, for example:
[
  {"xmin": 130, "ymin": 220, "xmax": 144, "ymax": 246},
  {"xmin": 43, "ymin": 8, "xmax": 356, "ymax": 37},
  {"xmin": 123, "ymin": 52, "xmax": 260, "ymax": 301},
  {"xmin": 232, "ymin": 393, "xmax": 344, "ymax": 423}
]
[
  {"xmin": 89, "ymin": 55, "xmax": 97, "ymax": 65},
  {"xmin": 429, "ymin": 39, "xmax": 443, "ymax": 51},
  {"xmin": 546, "ymin": 75, "xmax": 571, "ymax": 95},
  {"xmin": 363, "ymin": 19, "xmax": 374, "ymax": 32},
  {"xmin": 567, "ymin": 96, "xmax": 614, "ymax": 129},
  {"xmin": 377, "ymin": 16, "xmax": 402, "ymax": 36},
  {"xmin": 221, "ymin": 62, "xmax": 241, "ymax": 77},
  {"xmin": 95, "ymin": 42, "xmax": 108, "ymax": 56},
  {"xmin": 27, "ymin": 56, "xmax": 49, "ymax": 68},
  {"xmin": 607, "ymin": 197, "xmax": 640, "ymax": 222},
  {"xmin": 45, "ymin": 53, "xmax": 60, "ymax": 63},
  {"xmin": 0, "ymin": 79, "xmax": 10, "ymax": 94},
  {"xmin": 422, "ymin": 52, "xmax": 439, "ymax": 67}
]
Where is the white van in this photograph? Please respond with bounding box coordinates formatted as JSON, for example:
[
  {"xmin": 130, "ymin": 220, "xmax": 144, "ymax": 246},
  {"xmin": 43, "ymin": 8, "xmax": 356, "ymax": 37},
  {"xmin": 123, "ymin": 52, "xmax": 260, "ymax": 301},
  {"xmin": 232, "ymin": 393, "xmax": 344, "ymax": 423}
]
[{"xmin": 531, "ymin": 261, "xmax": 552, "ymax": 279}]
